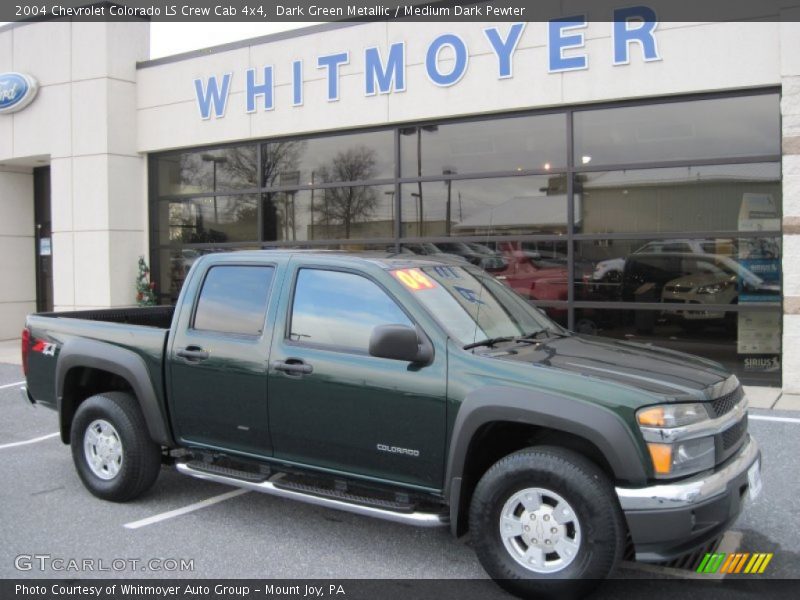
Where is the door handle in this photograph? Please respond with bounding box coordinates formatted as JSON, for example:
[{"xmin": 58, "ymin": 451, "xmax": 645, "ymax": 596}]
[
  {"xmin": 272, "ymin": 359, "xmax": 313, "ymax": 375},
  {"xmin": 177, "ymin": 346, "xmax": 210, "ymax": 361}
]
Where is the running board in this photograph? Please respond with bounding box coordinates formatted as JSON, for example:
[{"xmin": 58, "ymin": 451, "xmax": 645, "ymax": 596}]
[{"xmin": 175, "ymin": 461, "xmax": 448, "ymax": 528}]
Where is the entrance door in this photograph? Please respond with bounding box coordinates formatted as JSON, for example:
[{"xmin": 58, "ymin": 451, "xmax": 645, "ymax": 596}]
[{"xmin": 33, "ymin": 167, "xmax": 53, "ymax": 313}]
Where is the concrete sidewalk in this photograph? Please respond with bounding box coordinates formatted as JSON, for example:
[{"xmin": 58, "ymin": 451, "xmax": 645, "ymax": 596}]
[
  {"xmin": 743, "ymin": 385, "xmax": 800, "ymax": 411},
  {"xmin": 0, "ymin": 339, "xmax": 21, "ymax": 366},
  {"xmin": 2, "ymin": 338, "xmax": 798, "ymax": 411}
]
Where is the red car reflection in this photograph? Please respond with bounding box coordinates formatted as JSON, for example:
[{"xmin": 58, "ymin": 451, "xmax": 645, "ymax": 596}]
[{"xmin": 487, "ymin": 243, "xmax": 568, "ymax": 321}]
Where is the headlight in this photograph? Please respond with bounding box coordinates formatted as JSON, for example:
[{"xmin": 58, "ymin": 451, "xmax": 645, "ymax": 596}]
[
  {"xmin": 637, "ymin": 403, "xmax": 708, "ymax": 428},
  {"xmin": 637, "ymin": 403, "xmax": 715, "ymax": 479},
  {"xmin": 646, "ymin": 437, "xmax": 716, "ymax": 478},
  {"xmin": 696, "ymin": 281, "xmax": 733, "ymax": 295}
]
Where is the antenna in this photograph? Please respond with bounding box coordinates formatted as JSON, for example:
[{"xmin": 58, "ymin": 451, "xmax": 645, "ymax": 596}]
[{"xmin": 469, "ymin": 205, "xmax": 495, "ymax": 344}]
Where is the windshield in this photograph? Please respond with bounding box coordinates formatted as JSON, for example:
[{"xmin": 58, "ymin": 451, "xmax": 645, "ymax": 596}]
[{"xmin": 390, "ymin": 265, "xmax": 558, "ymax": 345}]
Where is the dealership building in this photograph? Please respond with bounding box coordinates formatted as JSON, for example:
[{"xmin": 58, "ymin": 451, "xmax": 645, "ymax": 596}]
[{"xmin": 0, "ymin": 12, "xmax": 797, "ymax": 388}]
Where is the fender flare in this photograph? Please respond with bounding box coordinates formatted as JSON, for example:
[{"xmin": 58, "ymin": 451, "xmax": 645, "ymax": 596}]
[
  {"xmin": 444, "ymin": 386, "xmax": 648, "ymax": 535},
  {"xmin": 55, "ymin": 338, "xmax": 173, "ymax": 446}
]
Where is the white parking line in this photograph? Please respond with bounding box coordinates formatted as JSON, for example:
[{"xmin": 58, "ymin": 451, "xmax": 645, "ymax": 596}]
[
  {"xmin": 123, "ymin": 488, "xmax": 250, "ymax": 529},
  {"xmin": 749, "ymin": 414, "xmax": 800, "ymax": 424},
  {"xmin": 0, "ymin": 432, "xmax": 59, "ymax": 450},
  {"xmin": 0, "ymin": 380, "xmax": 25, "ymax": 390}
]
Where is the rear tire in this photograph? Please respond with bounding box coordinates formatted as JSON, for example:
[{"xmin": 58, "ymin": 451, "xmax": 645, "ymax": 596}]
[
  {"xmin": 469, "ymin": 446, "xmax": 625, "ymax": 599},
  {"xmin": 70, "ymin": 391, "xmax": 161, "ymax": 502}
]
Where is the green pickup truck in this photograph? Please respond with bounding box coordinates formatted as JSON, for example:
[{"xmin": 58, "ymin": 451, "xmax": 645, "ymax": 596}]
[{"xmin": 21, "ymin": 251, "xmax": 761, "ymax": 597}]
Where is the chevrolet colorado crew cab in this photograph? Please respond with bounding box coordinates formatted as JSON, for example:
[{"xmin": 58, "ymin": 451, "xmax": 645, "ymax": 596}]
[{"xmin": 21, "ymin": 251, "xmax": 761, "ymax": 597}]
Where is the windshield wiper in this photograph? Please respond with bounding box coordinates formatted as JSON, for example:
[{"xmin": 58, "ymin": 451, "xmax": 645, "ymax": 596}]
[
  {"xmin": 463, "ymin": 336, "xmax": 515, "ymax": 350},
  {"xmin": 464, "ymin": 329, "xmax": 570, "ymax": 350},
  {"xmin": 516, "ymin": 328, "xmax": 570, "ymax": 342}
]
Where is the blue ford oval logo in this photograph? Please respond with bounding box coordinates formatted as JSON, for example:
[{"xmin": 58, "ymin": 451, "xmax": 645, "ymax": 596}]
[{"xmin": 0, "ymin": 73, "xmax": 39, "ymax": 114}]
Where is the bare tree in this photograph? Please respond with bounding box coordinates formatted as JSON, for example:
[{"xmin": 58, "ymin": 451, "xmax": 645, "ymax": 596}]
[
  {"xmin": 262, "ymin": 141, "xmax": 307, "ymax": 240},
  {"xmin": 316, "ymin": 146, "xmax": 379, "ymax": 238},
  {"xmin": 215, "ymin": 146, "xmax": 256, "ymax": 189},
  {"xmin": 262, "ymin": 141, "xmax": 307, "ymax": 188}
]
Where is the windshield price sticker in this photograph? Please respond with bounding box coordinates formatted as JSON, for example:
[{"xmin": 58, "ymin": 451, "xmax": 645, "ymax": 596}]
[{"xmin": 392, "ymin": 268, "xmax": 437, "ymax": 291}]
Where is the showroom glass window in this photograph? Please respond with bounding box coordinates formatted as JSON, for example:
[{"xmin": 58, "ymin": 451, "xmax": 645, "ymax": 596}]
[
  {"xmin": 149, "ymin": 90, "xmax": 782, "ymax": 385},
  {"xmin": 570, "ymin": 93, "xmax": 781, "ymax": 386}
]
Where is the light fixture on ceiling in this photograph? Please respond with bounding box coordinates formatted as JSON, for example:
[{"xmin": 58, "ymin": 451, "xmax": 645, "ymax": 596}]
[{"xmin": 581, "ymin": 156, "xmax": 592, "ymax": 164}]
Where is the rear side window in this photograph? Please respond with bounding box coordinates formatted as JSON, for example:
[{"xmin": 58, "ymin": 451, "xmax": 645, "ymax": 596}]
[
  {"xmin": 289, "ymin": 269, "xmax": 412, "ymax": 351},
  {"xmin": 194, "ymin": 265, "xmax": 274, "ymax": 336}
]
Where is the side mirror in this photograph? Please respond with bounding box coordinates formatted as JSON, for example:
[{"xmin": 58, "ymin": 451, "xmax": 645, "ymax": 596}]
[{"xmin": 369, "ymin": 324, "xmax": 432, "ymax": 364}]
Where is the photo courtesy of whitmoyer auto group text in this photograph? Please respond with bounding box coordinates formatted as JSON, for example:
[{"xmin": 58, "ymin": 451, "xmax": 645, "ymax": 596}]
[{"xmin": 2, "ymin": 0, "xmax": 800, "ymax": 598}]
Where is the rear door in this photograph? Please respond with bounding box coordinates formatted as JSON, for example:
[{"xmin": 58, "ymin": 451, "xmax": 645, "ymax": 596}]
[
  {"xmin": 168, "ymin": 260, "xmax": 281, "ymax": 457},
  {"xmin": 267, "ymin": 259, "xmax": 448, "ymax": 489}
]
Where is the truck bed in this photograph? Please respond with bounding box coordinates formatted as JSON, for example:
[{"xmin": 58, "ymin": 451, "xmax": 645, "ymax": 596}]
[{"xmin": 24, "ymin": 306, "xmax": 174, "ymax": 411}]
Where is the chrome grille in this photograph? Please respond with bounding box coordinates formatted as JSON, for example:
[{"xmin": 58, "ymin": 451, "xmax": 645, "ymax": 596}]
[{"xmin": 711, "ymin": 386, "xmax": 744, "ymax": 418}]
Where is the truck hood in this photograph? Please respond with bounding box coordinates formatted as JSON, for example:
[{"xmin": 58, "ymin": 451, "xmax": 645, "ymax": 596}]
[{"xmin": 490, "ymin": 333, "xmax": 731, "ymax": 398}]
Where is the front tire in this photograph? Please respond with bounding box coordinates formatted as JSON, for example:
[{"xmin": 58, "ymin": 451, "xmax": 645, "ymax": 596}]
[
  {"xmin": 469, "ymin": 446, "xmax": 625, "ymax": 599},
  {"xmin": 70, "ymin": 392, "xmax": 161, "ymax": 502}
]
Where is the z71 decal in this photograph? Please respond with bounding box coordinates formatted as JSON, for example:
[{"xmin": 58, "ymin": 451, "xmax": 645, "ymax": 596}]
[{"xmin": 31, "ymin": 340, "xmax": 56, "ymax": 357}]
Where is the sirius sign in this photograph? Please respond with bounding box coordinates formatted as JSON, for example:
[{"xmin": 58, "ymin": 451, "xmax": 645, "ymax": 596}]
[
  {"xmin": 194, "ymin": 8, "xmax": 661, "ymax": 120},
  {"xmin": 0, "ymin": 73, "xmax": 39, "ymax": 115}
]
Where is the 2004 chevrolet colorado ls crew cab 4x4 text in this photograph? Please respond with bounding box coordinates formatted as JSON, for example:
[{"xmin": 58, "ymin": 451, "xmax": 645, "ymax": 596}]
[{"xmin": 21, "ymin": 251, "xmax": 761, "ymax": 598}]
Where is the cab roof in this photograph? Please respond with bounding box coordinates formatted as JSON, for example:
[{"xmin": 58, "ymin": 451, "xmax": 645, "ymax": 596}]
[{"xmin": 202, "ymin": 249, "xmax": 468, "ymax": 270}]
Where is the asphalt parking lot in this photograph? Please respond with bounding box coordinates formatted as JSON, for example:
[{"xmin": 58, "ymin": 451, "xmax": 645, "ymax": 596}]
[{"xmin": 1, "ymin": 362, "xmax": 798, "ymax": 597}]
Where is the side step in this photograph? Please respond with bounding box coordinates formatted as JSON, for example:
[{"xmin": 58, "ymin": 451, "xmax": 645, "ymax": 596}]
[
  {"xmin": 273, "ymin": 477, "xmax": 416, "ymax": 513},
  {"xmin": 176, "ymin": 461, "xmax": 447, "ymax": 528},
  {"xmin": 182, "ymin": 460, "xmax": 268, "ymax": 483}
]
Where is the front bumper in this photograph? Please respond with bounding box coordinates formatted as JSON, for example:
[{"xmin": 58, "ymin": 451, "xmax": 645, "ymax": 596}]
[
  {"xmin": 615, "ymin": 436, "xmax": 760, "ymax": 561},
  {"xmin": 662, "ymin": 299, "xmax": 727, "ymax": 320}
]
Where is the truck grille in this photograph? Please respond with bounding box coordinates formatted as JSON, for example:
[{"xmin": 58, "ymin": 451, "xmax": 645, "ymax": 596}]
[
  {"xmin": 722, "ymin": 416, "xmax": 748, "ymax": 451},
  {"xmin": 711, "ymin": 386, "xmax": 744, "ymax": 418}
]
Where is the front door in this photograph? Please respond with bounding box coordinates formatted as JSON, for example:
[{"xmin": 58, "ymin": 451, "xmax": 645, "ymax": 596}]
[
  {"xmin": 168, "ymin": 262, "xmax": 278, "ymax": 457},
  {"xmin": 267, "ymin": 261, "xmax": 447, "ymax": 489}
]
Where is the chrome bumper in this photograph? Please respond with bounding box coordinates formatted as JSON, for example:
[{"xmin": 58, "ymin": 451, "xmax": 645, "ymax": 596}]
[{"xmin": 616, "ymin": 436, "xmax": 759, "ymax": 511}]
